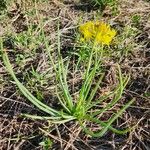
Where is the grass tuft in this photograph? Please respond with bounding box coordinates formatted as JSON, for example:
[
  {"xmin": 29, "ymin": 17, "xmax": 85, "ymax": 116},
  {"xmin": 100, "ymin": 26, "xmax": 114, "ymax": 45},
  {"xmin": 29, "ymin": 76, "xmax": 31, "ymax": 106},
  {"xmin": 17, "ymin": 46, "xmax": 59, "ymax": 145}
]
[{"xmin": 0, "ymin": 23, "xmax": 135, "ymax": 137}]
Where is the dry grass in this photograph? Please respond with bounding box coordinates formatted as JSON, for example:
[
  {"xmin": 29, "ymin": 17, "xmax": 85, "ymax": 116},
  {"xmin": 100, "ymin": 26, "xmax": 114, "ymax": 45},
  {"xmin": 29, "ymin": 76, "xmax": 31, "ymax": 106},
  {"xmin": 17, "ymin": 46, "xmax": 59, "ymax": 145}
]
[{"xmin": 0, "ymin": 0, "xmax": 150, "ymax": 149}]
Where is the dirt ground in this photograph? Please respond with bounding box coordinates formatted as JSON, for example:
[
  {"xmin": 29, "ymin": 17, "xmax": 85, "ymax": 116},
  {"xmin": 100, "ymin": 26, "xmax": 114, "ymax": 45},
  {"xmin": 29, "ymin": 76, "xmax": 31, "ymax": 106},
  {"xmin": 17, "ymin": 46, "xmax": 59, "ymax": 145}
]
[{"xmin": 0, "ymin": 0, "xmax": 150, "ymax": 150}]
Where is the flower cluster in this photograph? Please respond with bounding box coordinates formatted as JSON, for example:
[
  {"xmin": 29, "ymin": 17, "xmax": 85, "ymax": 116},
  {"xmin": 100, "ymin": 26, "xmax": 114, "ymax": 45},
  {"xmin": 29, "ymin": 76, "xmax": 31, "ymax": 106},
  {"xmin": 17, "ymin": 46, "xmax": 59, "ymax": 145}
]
[{"xmin": 79, "ymin": 21, "xmax": 116, "ymax": 45}]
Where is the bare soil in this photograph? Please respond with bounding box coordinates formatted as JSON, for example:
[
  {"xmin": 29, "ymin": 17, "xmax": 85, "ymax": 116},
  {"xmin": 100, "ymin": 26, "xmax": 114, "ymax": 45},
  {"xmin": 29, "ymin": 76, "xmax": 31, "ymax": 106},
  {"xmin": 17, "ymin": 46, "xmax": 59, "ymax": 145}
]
[{"xmin": 0, "ymin": 0, "xmax": 150, "ymax": 150}]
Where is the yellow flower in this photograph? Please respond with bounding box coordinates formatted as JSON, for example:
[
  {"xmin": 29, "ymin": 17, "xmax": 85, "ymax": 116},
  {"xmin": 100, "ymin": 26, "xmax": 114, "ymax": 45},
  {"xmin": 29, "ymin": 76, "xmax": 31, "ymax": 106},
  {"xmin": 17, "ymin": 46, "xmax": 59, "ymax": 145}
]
[
  {"xmin": 79, "ymin": 21, "xmax": 116, "ymax": 45},
  {"xmin": 79, "ymin": 21, "xmax": 95, "ymax": 40}
]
